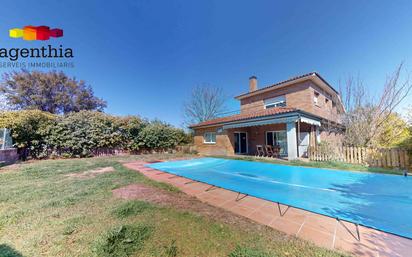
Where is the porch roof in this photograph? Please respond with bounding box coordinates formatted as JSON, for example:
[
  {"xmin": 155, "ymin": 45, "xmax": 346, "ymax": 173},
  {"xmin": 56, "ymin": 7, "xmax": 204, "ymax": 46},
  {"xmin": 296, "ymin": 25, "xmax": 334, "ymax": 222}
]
[{"xmin": 189, "ymin": 107, "xmax": 321, "ymax": 129}]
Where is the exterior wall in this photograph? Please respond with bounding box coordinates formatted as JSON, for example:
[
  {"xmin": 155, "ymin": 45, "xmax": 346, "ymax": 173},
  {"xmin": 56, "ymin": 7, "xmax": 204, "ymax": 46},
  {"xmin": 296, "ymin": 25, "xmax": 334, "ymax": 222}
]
[
  {"xmin": 308, "ymin": 83, "xmax": 341, "ymax": 123},
  {"xmin": 193, "ymin": 126, "xmax": 234, "ymax": 156},
  {"xmin": 244, "ymin": 124, "xmax": 286, "ymax": 154},
  {"xmin": 193, "ymin": 122, "xmax": 343, "ymax": 158},
  {"xmin": 239, "ymin": 80, "xmax": 342, "ymax": 123},
  {"xmin": 193, "ymin": 124, "xmax": 287, "ymax": 156},
  {"xmin": 240, "ymin": 81, "xmax": 312, "ymax": 114},
  {"xmin": 0, "ymin": 149, "xmax": 18, "ymax": 164}
]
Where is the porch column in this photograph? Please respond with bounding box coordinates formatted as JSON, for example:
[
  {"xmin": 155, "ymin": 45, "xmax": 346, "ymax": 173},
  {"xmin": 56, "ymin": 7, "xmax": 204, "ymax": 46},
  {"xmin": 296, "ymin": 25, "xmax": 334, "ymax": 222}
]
[
  {"xmin": 286, "ymin": 122, "xmax": 298, "ymax": 160},
  {"xmin": 315, "ymin": 126, "xmax": 321, "ymax": 144}
]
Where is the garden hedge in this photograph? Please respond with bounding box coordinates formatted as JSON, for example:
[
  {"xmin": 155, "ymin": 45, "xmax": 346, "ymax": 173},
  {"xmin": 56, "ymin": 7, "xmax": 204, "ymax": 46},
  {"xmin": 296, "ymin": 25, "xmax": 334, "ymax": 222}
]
[{"xmin": 0, "ymin": 110, "xmax": 191, "ymax": 159}]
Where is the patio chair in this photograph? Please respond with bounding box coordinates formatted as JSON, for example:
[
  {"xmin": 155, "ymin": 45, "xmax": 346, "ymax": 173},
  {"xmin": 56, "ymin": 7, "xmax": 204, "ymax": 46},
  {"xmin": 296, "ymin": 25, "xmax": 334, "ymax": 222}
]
[
  {"xmin": 256, "ymin": 145, "xmax": 265, "ymax": 157},
  {"xmin": 273, "ymin": 145, "xmax": 281, "ymax": 158},
  {"xmin": 265, "ymin": 145, "xmax": 274, "ymax": 157}
]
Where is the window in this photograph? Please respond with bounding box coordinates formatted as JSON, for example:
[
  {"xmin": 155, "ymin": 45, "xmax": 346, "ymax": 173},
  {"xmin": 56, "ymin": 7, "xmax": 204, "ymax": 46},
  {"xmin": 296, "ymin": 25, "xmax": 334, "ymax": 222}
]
[
  {"xmin": 264, "ymin": 95, "xmax": 286, "ymax": 109},
  {"xmin": 325, "ymin": 98, "xmax": 329, "ymax": 104},
  {"xmin": 314, "ymin": 92, "xmax": 320, "ymax": 105},
  {"xmin": 203, "ymin": 132, "xmax": 216, "ymax": 144},
  {"xmin": 265, "ymin": 131, "xmax": 288, "ymax": 156}
]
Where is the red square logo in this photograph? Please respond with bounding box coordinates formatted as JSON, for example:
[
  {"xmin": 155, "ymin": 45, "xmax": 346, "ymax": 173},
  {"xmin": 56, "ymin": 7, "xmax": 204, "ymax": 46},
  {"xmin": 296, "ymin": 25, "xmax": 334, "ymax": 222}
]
[
  {"xmin": 49, "ymin": 28, "xmax": 63, "ymax": 38},
  {"xmin": 36, "ymin": 26, "xmax": 50, "ymax": 40}
]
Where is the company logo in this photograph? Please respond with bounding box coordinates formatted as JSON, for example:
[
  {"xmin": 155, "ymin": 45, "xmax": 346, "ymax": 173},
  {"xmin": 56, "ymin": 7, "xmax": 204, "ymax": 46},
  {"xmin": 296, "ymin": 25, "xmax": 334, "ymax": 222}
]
[
  {"xmin": 9, "ymin": 25, "xmax": 63, "ymax": 41},
  {"xmin": 1, "ymin": 25, "xmax": 73, "ymax": 68}
]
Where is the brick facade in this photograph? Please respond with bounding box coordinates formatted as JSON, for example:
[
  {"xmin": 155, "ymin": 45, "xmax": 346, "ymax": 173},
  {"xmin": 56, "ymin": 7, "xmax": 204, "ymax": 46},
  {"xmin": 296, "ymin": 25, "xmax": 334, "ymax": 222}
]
[
  {"xmin": 191, "ymin": 73, "xmax": 345, "ymax": 157},
  {"xmin": 193, "ymin": 123, "xmax": 318, "ymax": 156},
  {"xmin": 240, "ymin": 80, "xmax": 341, "ymax": 123}
]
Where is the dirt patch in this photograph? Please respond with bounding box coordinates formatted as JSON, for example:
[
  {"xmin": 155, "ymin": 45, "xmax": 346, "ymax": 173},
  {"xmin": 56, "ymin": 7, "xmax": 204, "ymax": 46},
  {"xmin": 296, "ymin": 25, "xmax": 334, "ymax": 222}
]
[
  {"xmin": 113, "ymin": 183, "xmax": 280, "ymax": 235},
  {"xmin": 0, "ymin": 163, "xmax": 23, "ymax": 173},
  {"xmin": 66, "ymin": 166, "xmax": 115, "ymax": 179}
]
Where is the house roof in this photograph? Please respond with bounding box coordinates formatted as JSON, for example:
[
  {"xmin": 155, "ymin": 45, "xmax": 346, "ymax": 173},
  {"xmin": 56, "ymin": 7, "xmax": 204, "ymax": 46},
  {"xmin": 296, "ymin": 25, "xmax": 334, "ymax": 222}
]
[
  {"xmin": 189, "ymin": 107, "xmax": 297, "ymax": 128},
  {"xmin": 235, "ymin": 72, "xmax": 339, "ymax": 100}
]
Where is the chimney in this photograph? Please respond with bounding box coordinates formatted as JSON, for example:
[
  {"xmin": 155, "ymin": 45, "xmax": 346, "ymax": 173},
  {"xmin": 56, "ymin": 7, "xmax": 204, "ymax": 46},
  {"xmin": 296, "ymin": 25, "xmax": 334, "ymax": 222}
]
[{"xmin": 249, "ymin": 75, "xmax": 258, "ymax": 92}]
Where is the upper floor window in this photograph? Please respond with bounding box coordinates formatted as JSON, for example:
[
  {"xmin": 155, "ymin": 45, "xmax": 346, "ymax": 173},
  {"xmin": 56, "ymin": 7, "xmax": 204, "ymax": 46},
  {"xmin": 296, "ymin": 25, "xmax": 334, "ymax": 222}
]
[
  {"xmin": 314, "ymin": 92, "xmax": 320, "ymax": 105},
  {"xmin": 203, "ymin": 132, "xmax": 216, "ymax": 144},
  {"xmin": 264, "ymin": 95, "xmax": 286, "ymax": 109}
]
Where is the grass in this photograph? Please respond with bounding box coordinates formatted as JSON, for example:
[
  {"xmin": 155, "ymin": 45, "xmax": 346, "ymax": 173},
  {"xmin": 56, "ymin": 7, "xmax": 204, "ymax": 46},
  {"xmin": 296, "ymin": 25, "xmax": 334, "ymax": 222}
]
[
  {"xmin": 215, "ymin": 155, "xmax": 405, "ymax": 175},
  {"xmin": 0, "ymin": 153, "xmax": 348, "ymax": 257},
  {"xmin": 92, "ymin": 224, "xmax": 153, "ymax": 257},
  {"xmin": 112, "ymin": 201, "xmax": 154, "ymax": 219},
  {"xmin": 228, "ymin": 245, "xmax": 274, "ymax": 257}
]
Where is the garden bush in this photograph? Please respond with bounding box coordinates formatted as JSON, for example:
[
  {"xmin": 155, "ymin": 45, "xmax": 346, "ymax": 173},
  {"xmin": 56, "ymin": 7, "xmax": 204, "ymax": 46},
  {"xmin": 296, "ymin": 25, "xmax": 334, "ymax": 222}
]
[
  {"xmin": 0, "ymin": 110, "xmax": 56, "ymax": 159},
  {"xmin": 0, "ymin": 110, "xmax": 191, "ymax": 159},
  {"xmin": 46, "ymin": 111, "xmax": 126, "ymax": 157},
  {"xmin": 138, "ymin": 120, "xmax": 189, "ymax": 151}
]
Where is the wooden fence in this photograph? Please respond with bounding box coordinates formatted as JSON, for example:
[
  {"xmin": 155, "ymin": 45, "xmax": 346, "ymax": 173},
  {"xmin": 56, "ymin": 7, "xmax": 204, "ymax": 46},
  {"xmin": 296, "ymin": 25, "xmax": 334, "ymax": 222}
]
[{"xmin": 309, "ymin": 146, "xmax": 410, "ymax": 170}]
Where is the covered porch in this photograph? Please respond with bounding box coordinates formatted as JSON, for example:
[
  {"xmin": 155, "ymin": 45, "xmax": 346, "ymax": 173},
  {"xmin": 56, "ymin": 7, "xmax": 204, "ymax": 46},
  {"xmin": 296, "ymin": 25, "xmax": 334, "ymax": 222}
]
[{"xmin": 223, "ymin": 112, "xmax": 321, "ymax": 160}]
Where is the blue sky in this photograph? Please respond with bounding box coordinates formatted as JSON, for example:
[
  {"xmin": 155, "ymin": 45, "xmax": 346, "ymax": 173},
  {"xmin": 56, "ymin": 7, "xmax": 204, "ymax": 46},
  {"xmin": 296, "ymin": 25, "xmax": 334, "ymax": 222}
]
[{"xmin": 1, "ymin": 0, "xmax": 412, "ymax": 127}]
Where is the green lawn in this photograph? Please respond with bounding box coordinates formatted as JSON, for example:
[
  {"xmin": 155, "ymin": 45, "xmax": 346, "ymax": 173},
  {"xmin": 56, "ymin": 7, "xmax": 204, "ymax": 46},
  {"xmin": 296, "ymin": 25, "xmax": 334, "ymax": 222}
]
[
  {"xmin": 215, "ymin": 155, "xmax": 406, "ymax": 175},
  {"xmin": 0, "ymin": 154, "xmax": 348, "ymax": 257}
]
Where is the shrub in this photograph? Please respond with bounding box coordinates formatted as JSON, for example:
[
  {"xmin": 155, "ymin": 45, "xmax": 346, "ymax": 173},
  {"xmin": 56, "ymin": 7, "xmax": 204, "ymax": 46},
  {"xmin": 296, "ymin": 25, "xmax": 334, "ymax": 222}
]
[
  {"xmin": 46, "ymin": 111, "xmax": 126, "ymax": 157},
  {"xmin": 0, "ymin": 110, "xmax": 56, "ymax": 159},
  {"xmin": 117, "ymin": 116, "xmax": 148, "ymax": 152},
  {"xmin": 93, "ymin": 224, "xmax": 153, "ymax": 257},
  {"xmin": 112, "ymin": 201, "xmax": 154, "ymax": 219},
  {"xmin": 0, "ymin": 110, "xmax": 191, "ymax": 159},
  {"xmin": 138, "ymin": 120, "xmax": 187, "ymax": 151}
]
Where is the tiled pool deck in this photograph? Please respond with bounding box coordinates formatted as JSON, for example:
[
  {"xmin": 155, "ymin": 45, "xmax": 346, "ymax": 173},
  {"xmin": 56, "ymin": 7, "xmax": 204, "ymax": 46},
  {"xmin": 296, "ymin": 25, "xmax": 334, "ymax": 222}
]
[{"xmin": 124, "ymin": 161, "xmax": 412, "ymax": 257}]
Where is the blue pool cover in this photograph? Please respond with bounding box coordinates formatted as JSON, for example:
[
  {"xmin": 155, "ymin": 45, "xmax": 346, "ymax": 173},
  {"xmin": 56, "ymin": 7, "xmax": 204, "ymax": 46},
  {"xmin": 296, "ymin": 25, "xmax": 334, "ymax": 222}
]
[{"xmin": 146, "ymin": 157, "xmax": 412, "ymax": 239}]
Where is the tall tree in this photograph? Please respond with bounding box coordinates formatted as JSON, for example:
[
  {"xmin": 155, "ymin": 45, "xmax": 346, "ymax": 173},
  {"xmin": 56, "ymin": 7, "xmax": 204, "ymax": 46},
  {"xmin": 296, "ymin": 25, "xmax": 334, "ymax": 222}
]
[
  {"xmin": 0, "ymin": 70, "xmax": 107, "ymax": 114},
  {"xmin": 340, "ymin": 63, "xmax": 412, "ymax": 147},
  {"xmin": 183, "ymin": 85, "xmax": 226, "ymax": 126}
]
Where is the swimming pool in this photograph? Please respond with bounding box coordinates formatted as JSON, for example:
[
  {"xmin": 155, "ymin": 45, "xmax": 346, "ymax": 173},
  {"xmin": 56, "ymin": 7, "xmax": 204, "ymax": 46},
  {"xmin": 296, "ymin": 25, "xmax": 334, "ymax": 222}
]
[{"xmin": 146, "ymin": 157, "xmax": 412, "ymax": 239}]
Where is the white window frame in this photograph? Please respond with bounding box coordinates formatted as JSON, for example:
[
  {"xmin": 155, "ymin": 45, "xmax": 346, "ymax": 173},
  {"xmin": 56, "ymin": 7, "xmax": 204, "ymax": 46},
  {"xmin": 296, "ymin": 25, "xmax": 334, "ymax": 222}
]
[
  {"xmin": 203, "ymin": 132, "xmax": 216, "ymax": 144},
  {"xmin": 314, "ymin": 91, "xmax": 320, "ymax": 106},
  {"xmin": 264, "ymin": 95, "xmax": 286, "ymax": 109}
]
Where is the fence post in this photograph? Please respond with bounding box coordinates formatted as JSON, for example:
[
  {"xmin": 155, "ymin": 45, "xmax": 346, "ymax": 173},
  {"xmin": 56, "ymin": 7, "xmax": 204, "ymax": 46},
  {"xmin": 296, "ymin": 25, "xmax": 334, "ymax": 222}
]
[
  {"xmin": 400, "ymin": 150, "xmax": 405, "ymax": 169},
  {"xmin": 404, "ymin": 151, "xmax": 410, "ymax": 171},
  {"xmin": 393, "ymin": 149, "xmax": 399, "ymax": 168}
]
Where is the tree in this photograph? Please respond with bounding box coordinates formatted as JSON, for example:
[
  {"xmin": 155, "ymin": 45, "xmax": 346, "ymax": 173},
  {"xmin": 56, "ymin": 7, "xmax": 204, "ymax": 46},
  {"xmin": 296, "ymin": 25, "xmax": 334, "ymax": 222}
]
[
  {"xmin": 340, "ymin": 63, "xmax": 412, "ymax": 147},
  {"xmin": 0, "ymin": 70, "xmax": 107, "ymax": 114},
  {"xmin": 183, "ymin": 85, "xmax": 227, "ymax": 126},
  {"xmin": 376, "ymin": 113, "xmax": 410, "ymax": 147}
]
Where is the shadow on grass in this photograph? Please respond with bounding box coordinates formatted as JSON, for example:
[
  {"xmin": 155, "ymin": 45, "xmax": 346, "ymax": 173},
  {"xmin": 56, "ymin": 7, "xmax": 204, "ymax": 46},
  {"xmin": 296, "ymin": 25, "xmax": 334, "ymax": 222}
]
[{"xmin": 0, "ymin": 244, "xmax": 25, "ymax": 257}]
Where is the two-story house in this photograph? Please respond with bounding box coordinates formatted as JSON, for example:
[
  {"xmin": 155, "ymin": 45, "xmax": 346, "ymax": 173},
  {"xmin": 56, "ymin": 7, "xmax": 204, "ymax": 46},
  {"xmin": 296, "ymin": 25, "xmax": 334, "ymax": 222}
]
[{"xmin": 189, "ymin": 72, "xmax": 345, "ymax": 160}]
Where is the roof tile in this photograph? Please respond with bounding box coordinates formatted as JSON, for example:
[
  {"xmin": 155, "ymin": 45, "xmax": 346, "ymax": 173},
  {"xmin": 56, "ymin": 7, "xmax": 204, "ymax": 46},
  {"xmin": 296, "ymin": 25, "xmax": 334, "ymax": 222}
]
[{"xmin": 190, "ymin": 107, "xmax": 297, "ymax": 128}]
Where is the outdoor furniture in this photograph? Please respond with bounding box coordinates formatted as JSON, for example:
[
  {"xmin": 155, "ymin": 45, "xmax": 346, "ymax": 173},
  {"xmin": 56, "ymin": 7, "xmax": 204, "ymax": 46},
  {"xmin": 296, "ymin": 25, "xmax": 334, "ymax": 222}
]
[
  {"xmin": 265, "ymin": 145, "xmax": 274, "ymax": 157},
  {"xmin": 273, "ymin": 145, "xmax": 281, "ymax": 158},
  {"xmin": 256, "ymin": 145, "xmax": 265, "ymax": 157}
]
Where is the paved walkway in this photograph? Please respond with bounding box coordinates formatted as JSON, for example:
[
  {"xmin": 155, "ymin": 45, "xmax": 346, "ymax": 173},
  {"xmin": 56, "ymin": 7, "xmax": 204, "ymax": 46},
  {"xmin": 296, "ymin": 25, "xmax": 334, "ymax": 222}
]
[{"xmin": 124, "ymin": 161, "xmax": 412, "ymax": 257}]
